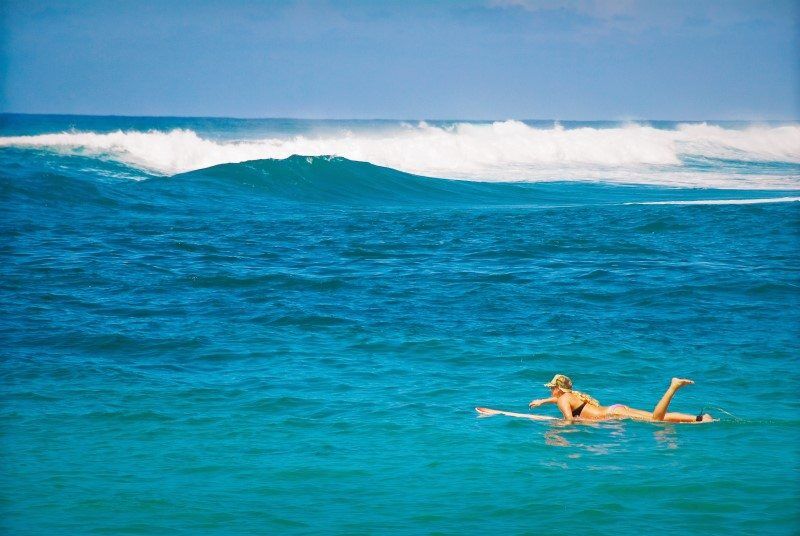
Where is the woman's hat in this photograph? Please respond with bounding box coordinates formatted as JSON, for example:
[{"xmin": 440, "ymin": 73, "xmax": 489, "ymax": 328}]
[{"xmin": 544, "ymin": 374, "xmax": 573, "ymax": 392}]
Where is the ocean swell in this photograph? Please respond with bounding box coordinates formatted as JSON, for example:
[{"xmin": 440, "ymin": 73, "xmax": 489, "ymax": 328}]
[{"xmin": 165, "ymin": 156, "xmax": 800, "ymax": 207}]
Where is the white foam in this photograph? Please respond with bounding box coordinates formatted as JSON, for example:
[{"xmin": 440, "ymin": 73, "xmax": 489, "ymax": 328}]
[
  {"xmin": 1, "ymin": 121, "xmax": 799, "ymax": 188},
  {"xmin": 626, "ymin": 196, "xmax": 800, "ymax": 206}
]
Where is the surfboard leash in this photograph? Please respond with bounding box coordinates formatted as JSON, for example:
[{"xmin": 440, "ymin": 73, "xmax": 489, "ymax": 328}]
[{"xmin": 700, "ymin": 405, "xmax": 743, "ymax": 421}]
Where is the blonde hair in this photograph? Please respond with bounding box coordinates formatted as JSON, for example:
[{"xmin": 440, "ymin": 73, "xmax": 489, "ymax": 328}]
[
  {"xmin": 571, "ymin": 390, "xmax": 600, "ymax": 407},
  {"xmin": 546, "ymin": 374, "xmax": 601, "ymax": 406}
]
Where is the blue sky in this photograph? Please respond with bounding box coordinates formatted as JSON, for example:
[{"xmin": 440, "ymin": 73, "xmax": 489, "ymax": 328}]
[{"xmin": 1, "ymin": 0, "xmax": 798, "ymax": 119}]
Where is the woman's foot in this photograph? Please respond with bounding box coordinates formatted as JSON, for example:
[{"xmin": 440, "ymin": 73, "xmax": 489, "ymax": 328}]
[{"xmin": 671, "ymin": 378, "xmax": 694, "ymax": 390}]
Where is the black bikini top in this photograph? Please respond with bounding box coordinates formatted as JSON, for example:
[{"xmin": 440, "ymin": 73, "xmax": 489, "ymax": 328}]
[{"xmin": 572, "ymin": 401, "xmax": 587, "ymax": 417}]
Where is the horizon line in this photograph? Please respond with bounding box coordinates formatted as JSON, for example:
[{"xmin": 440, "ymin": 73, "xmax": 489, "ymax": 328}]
[{"xmin": 2, "ymin": 112, "xmax": 798, "ymax": 124}]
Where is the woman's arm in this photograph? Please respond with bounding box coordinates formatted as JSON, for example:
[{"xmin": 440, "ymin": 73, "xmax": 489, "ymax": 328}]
[
  {"xmin": 556, "ymin": 395, "xmax": 575, "ymax": 421},
  {"xmin": 529, "ymin": 396, "xmax": 558, "ymax": 408}
]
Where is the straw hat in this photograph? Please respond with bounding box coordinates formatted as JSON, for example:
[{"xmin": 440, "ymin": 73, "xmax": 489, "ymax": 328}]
[{"xmin": 544, "ymin": 374, "xmax": 573, "ymax": 392}]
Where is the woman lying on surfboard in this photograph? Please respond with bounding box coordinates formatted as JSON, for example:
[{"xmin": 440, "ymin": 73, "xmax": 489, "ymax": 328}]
[{"xmin": 527, "ymin": 374, "xmax": 713, "ymax": 423}]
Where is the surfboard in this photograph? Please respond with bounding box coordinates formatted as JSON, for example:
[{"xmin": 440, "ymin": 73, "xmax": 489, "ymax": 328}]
[
  {"xmin": 475, "ymin": 407, "xmax": 558, "ymax": 421},
  {"xmin": 475, "ymin": 406, "xmax": 714, "ymax": 424}
]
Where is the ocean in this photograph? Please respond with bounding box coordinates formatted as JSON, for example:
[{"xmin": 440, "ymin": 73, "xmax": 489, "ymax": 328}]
[{"xmin": 1, "ymin": 114, "xmax": 798, "ymax": 534}]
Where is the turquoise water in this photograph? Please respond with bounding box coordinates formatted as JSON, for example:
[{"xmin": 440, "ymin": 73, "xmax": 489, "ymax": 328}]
[{"xmin": 1, "ymin": 115, "xmax": 799, "ymax": 534}]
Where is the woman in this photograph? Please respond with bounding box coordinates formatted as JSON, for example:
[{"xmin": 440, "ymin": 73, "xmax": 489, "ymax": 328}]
[{"xmin": 529, "ymin": 374, "xmax": 713, "ymax": 423}]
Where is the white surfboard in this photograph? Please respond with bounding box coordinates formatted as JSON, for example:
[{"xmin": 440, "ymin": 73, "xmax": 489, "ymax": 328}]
[
  {"xmin": 475, "ymin": 407, "xmax": 558, "ymax": 421},
  {"xmin": 475, "ymin": 406, "xmax": 714, "ymax": 424}
]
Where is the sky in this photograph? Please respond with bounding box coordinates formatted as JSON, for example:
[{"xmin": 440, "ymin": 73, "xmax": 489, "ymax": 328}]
[{"xmin": 1, "ymin": 0, "xmax": 798, "ymax": 120}]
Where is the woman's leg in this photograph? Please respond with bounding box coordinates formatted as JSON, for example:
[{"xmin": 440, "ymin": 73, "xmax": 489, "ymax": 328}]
[
  {"xmin": 652, "ymin": 378, "xmax": 693, "ymax": 421},
  {"xmin": 608, "ymin": 406, "xmax": 652, "ymax": 420},
  {"xmin": 608, "ymin": 378, "xmax": 701, "ymax": 421},
  {"xmin": 663, "ymin": 412, "xmax": 700, "ymax": 422}
]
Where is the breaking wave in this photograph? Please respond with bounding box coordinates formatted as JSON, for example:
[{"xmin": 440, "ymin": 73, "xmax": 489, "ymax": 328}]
[{"xmin": 2, "ymin": 120, "xmax": 799, "ymax": 188}]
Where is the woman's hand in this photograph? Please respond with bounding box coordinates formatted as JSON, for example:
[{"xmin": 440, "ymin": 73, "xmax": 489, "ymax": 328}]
[{"xmin": 529, "ymin": 396, "xmax": 556, "ymax": 408}]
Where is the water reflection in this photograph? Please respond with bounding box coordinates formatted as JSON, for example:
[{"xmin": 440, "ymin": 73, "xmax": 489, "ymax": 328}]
[
  {"xmin": 653, "ymin": 425, "xmax": 679, "ymax": 449},
  {"xmin": 543, "ymin": 420, "xmax": 629, "ymax": 455}
]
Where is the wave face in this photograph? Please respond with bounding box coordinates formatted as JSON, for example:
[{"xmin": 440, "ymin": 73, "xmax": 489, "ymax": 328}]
[
  {"xmin": 170, "ymin": 156, "xmax": 800, "ymax": 207},
  {"xmin": 4, "ymin": 150, "xmax": 796, "ymax": 209},
  {"xmin": 1, "ymin": 116, "xmax": 799, "ymax": 188}
]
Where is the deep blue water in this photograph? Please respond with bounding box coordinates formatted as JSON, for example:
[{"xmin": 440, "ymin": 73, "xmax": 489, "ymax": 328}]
[{"xmin": 1, "ymin": 115, "xmax": 799, "ymax": 534}]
